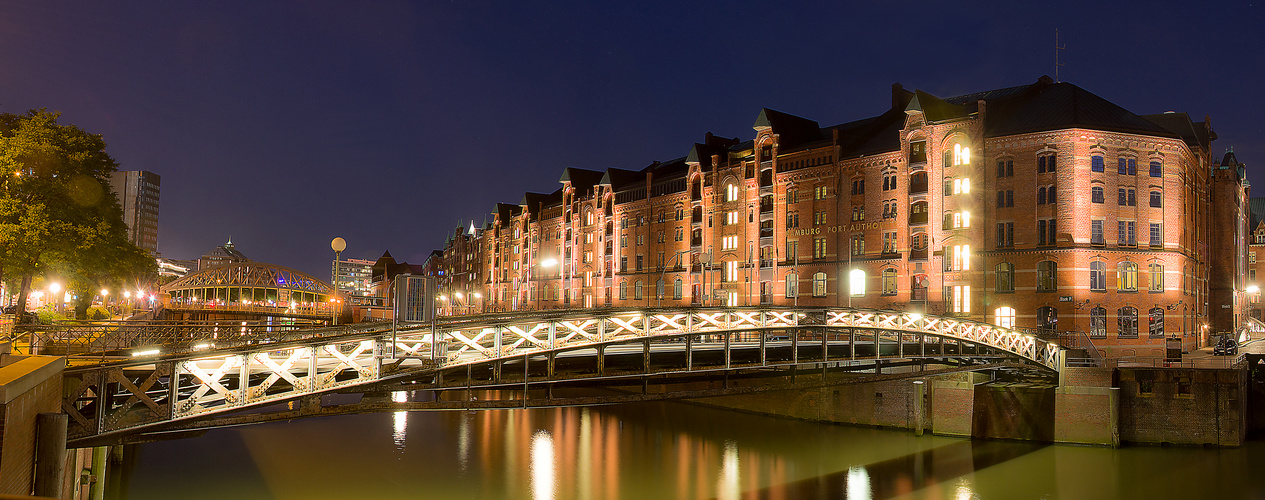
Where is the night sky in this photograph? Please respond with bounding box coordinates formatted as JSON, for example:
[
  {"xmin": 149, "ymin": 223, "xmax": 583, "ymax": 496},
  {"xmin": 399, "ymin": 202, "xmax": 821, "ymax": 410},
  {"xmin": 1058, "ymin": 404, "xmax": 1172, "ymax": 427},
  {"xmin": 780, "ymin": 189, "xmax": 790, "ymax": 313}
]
[{"xmin": 2, "ymin": 2, "xmax": 1261, "ymax": 279}]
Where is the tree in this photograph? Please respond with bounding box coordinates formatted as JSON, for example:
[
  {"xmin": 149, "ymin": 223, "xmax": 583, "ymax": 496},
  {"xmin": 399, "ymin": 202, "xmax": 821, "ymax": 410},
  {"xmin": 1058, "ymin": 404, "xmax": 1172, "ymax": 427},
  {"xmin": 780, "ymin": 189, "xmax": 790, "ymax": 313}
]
[{"xmin": 0, "ymin": 109, "xmax": 155, "ymax": 318}]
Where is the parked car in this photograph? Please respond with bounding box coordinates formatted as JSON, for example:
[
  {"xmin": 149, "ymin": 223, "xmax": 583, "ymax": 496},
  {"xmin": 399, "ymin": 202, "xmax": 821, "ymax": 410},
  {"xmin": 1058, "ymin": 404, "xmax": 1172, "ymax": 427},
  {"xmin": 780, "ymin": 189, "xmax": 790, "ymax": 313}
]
[{"xmin": 1214, "ymin": 336, "xmax": 1238, "ymax": 356}]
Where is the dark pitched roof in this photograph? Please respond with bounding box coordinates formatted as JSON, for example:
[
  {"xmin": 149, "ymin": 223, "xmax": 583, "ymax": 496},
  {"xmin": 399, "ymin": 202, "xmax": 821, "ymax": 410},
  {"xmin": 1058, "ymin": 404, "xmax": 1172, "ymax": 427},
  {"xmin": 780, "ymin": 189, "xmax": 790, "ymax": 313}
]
[
  {"xmin": 494, "ymin": 202, "xmax": 522, "ymax": 222},
  {"xmin": 559, "ymin": 167, "xmax": 604, "ymax": 192},
  {"xmin": 1142, "ymin": 112, "xmax": 1213, "ymax": 151},
  {"xmin": 752, "ymin": 108, "xmax": 822, "ymax": 149},
  {"xmin": 600, "ymin": 168, "xmax": 643, "ymax": 190}
]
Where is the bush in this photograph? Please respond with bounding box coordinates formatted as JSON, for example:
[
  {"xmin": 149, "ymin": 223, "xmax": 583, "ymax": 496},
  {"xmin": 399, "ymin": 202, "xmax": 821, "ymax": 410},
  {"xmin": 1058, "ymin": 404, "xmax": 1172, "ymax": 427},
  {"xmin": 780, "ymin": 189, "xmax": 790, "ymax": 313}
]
[
  {"xmin": 35, "ymin": 307, "xmax": 70, "ymax": 324},
  {"xmin": 86, "ymin": 306, "xmax": 111, "ymax": 320}
]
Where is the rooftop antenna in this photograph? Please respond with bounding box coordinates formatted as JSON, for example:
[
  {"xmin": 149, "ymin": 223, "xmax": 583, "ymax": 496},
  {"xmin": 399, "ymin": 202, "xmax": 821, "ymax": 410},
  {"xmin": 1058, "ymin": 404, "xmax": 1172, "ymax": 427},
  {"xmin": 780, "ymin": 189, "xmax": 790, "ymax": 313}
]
[{"xmin": 1055, "ymin": 29, "xmax": 1066, "ymax": 83}]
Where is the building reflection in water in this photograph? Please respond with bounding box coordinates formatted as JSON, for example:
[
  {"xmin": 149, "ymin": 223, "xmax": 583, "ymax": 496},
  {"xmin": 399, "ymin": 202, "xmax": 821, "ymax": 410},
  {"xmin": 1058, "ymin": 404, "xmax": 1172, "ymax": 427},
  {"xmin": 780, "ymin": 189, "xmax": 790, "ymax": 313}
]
[
  {"xmin": 847, "ymin": 466, "xmax": 871, "ymax": 500},
  {"xmin": 716, "ymin": 440, "xmax": 740, "ymax": 500},
  {"xmin": 531, "ymin": 430, "xmax": 556, "ymax": 499},
  {"xmin": 391, "ymin": 391, "xmax": 408, "ymax": 453},
  {"xmin": 458, "ymin": 413, "xmax": 471, "ymax": 473}
]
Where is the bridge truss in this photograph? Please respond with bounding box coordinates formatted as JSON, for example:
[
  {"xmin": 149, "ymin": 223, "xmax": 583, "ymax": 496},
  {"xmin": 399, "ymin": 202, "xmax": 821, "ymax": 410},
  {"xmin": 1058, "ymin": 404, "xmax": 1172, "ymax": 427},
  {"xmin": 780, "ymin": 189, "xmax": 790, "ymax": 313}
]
[{"xmin": 60, "ymin": 306, "xmax": 1064, "ymax": 445}]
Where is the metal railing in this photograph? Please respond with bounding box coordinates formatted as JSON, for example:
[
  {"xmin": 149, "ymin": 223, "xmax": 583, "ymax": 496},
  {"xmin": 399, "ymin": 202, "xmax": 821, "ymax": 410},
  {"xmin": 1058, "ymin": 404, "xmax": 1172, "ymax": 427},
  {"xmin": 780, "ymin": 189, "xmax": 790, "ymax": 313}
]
[{"xmin": 16, "ymin": 320, "xmax": 387, "ymax": 359}]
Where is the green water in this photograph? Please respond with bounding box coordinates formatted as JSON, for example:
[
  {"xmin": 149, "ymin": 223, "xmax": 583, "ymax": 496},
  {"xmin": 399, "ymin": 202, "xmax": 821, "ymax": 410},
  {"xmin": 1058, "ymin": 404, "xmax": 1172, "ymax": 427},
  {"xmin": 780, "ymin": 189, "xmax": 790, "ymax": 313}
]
[{"xmin": 115, "ymin": 395, "xmax": 1265, "ymax": 499}]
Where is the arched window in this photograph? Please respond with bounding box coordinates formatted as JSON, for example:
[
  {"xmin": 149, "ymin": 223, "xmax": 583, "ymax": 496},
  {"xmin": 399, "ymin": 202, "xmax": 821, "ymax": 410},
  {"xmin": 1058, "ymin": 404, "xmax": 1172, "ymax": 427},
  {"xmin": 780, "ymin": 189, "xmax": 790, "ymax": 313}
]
[
  {"xmin": 1092, "ymin": 186, "xmax": 1104, "ymax": 203},
  {"xmin": 1118, "ymin": 262, "xmax": 1138, "ymax": 292},
  {"xmin": 785, "ymin": 273, "xmax": 799, "ymax": 298},
  {"xmin": 952, "ymin": 143, "xmax": 971, "ymax": 166},
  {"xmin": 995, "ymin": 263, "xmax": 1014, "ymax": 292},
  {"xmin": 1118, "ymin": 306, "xmax": 1138, "ymax": 337},
  {"xmin": 1037, "ymin": 261, "xmax": 1057, "ymax": 291},
  {"xmin": 849, "ymin": 269, "xmax": 865, "ymax": 297},
  {"xmin": 813, "ymin": 272, "xmax": 828, "ymax": 297},
  {"xmin": 882, "ymin": 269, "xmax": 897, "ymax": 295},
  {"xmin": 673, "ymin": 279, "xmax": 682, "ymax": 300},
  {"xmin": 1148, "ymin": 307, "xmax": 1165, "ymax": 337},
  {"xmin": 691, "ymin": 180, "xmax": 701, "ymax": 200},
  {"xmin": 1149, "ymin": 263, "xmax": 1164, "ymax": 291},
  {"xmin": 584, "ymin": 208, "xmax": 594, "ymax": 226},
  {"xmin": 1090, "ymin": 306, "xmax": 1107, "ymax": 337},
  {"xmin": 725, "ymin": 182, "xmax": 739, "ymax": 202},
  {"xmin": 995, "ymin": 306, "xmax": 1016, "ymax": 328},
  {"xmin": 1090, "ymin": 261, "xmax": 1106, "ymax": 291}
]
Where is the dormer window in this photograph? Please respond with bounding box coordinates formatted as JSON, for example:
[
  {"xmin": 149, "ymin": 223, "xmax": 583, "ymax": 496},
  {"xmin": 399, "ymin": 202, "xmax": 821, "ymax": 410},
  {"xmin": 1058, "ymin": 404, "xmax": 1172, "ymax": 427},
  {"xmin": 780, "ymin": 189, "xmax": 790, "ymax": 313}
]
[
  {"xmin": 910, "ymin": 141, "xmax": 927, "ymax": 163},
  {"xmin": 953, "ymin": 143, "xmax": 971, "ymax": 166}
]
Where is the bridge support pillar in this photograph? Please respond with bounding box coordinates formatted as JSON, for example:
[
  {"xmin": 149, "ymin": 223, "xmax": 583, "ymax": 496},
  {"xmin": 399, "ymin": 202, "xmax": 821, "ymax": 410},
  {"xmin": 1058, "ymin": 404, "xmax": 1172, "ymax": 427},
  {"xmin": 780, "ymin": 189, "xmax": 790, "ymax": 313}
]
[
  {"xmin": 596, "ymin": 346, "xmax": 605, "ymax": 376},
  {"xmin": 685, "ymin": 335, "xmax": 693, "ymax": 371},
  {"xmin": 547, "ymin": 352, "xmax": 555, "ymax": 379},
  {"xmin": 913, "ymin": 380, "xmax": 926, "ymax": 436},
  {"xmin": 849, "ymin": 329, "xmax": 855, "ymax": 359}
]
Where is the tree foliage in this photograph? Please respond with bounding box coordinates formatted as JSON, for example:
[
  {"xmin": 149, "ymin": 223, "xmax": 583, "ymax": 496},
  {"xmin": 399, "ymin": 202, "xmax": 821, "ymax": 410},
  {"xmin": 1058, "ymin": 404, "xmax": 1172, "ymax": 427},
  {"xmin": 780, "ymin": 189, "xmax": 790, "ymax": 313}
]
[{"xmin": 0, "ymin": 109, "xmax": 156, "ymax": 318}]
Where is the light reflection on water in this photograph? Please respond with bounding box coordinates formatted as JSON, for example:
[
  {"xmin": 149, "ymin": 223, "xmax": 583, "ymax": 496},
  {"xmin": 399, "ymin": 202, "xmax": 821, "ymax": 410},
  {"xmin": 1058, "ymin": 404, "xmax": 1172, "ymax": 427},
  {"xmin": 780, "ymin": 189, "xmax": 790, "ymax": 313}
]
[{"xmin": 118, "ymin": 397, "xmax": 1265, "ymax": 500}]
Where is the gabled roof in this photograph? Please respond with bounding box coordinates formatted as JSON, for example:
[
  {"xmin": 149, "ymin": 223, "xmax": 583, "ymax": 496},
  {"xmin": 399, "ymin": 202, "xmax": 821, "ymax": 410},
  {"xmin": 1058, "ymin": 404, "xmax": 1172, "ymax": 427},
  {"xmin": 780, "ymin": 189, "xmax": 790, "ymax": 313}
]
[
  {"xmin": 1142, "ymin": 112, "xmax": 1214, "ymax": 151},
  {"xmin": 752, "ymin": 108, "xmax": 822, "ymax": 149},
  {"xmin": 600, "ymin": 168, "xmax": 644, "ymax": 190},
  {"xmin": 1249, "ymin": 197, "xmax": 1265, "ymax": 232},
  {"xmin": 559, "ymin": 167, "xmax": 604, "ymax": 192}
]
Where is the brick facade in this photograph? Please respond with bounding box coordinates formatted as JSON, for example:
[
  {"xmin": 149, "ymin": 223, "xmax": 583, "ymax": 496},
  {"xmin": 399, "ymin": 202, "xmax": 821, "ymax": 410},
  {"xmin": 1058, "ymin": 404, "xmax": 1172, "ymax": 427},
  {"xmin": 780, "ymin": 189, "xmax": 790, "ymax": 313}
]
[{"xmin": 433, "ymin": 77, "xmax": 1240, "ymax": 359}]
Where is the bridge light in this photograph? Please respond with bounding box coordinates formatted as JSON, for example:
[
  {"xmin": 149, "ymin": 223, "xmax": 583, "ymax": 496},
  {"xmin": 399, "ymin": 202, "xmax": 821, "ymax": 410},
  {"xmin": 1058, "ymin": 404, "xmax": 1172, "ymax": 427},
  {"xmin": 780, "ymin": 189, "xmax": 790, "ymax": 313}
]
[
  {"xmin": 540, "ymin": 258, "xmax": 558, "ymax": 268},
  {"xmin": 124, "ymin": 290, "xmax": 131, "ymax": 298},
  {"xmin": 473, "ymin": 292, "xmax": 482, "ymax": 299},
  {"xmin": 438, "ymin": 295, "xmax": 447, "ymax": 301},
  {"xmin": 1248, "ymin": 285, "xmax": 1260, "ymax": 294},
  {"xmin": 908, "ymin": 313, "xmax": 922, "ymax": 321},
  {"xmin": 131, "ymin": 348, "xmax": 160, "ymax": 357},
  {"xmin": 455, "ymin": 292, "xmax": 463, "ymax": 299},
  {"xmin": 193, "ymin": 343, "xmax": 212, "ymax": 350}
]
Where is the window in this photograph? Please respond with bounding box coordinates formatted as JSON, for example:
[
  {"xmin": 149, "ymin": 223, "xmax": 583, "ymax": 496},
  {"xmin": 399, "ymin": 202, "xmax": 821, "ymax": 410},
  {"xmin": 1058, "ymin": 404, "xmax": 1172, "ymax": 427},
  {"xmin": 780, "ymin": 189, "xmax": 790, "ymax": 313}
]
[
  {"xmin": 1149, "ymin": 223, "xmax": 1162, "ymax": 247},
  {"xmin": 995, "ymin": 262, "xmax": 1014, "ymax": 292},
  {"xmin": 637, "ymin": 234, "xmax": 644, "ymax": 245},
  {"xmin": 814, "ymin": 186, "xmax": 828, "ymax": 200},
  {"xmin": 995, "ymin": 221, "xmax": 1014, "ymax": 247},
  {"xmin": 849, "ymin": 269, "xmax": 866, "ymax": 296},
  {"xmin": 882, "ymin": 231, "xmax": 897, "ymax": 253},
  {"xmin": 1149, "ymin": 263, "xmax": 1164, "ymax": 291},
  {"xmin": 950, "ymin": 245, "xmax": 971, "ymax": 271},
  {"xmin": 1118, "ymin": 157, "xmax": 1136, "ymax": 175},
  {"xmin": 1038, "ymin": 219, "xmax": 1057, "ymax": 246},
  {"xmin": 1091, "ymin": 156, "xmax": 1105, "ymax": 172},
  {"xmin": 1090, "ymin": 261, "xmax": 1106, "ymax": 291},
  {"xmin": 1149, "ymin": 307, "xmax": 1165, "ymax": 337},
  {"xmin": 673, "ymin": 279, "xmax": 682, "ymax": 300},
  {"xmin": 910, "ymin": 141, "xmax": 927, "ymax": 162},
  {"xmin": 951, "ymin": 285, "xmax": 971, "ymax": 313},
  {"xmin": 724, "ymin": 260, "xmax": 738, "ymax": 282},
  {"xmin": 619, "ymin": 281, "xmax": 627, "ymax": 300},
  {"xmin": 786, "ymin": 211, "xmax": 799, "ymax": 228},
  {"xmin": 995, "ymin": 306, "xmax": 1016, "ymax": 328},
  {"xmin": 620, "ymin": 256, "xmax": 627, "ymax": 272},
  {"xmin": 1092, "ymin": 186, "xmax": 1104, "ymax": 203},
  {"xmin": 635, "ymin": 280, "xmax": 643, "ymax": 300},
  {"xmin": 636, "ymin": 255, "xmax": 643, "ymax": 271},
  {"xmin": 881, "ymin": 269, "xmax": 897, "ymax": 295},
  {"xmin": 786, "ymin": 239, "xmax": 798, "ymax": 261},
  {"xmin": 1091, "ymin": 220, "xmax": 1104, "ymax": 245},
  {"xmin": 722, "ymin": 235, "xmax": 738, "ymax": 250},
  {"xmin": 814, "ymin": 237, "xmax": 827, "ymax": 258},
  {"xmin": 850, "ymin": 235, "xmax": 864, "ymax": 256},
  {"xmin": 1037, "ymin": 261, "xmax": 1057, "ymax": 291},
  {"xmin": 882, "ymin": 173, "xmax": 896, "ymax": 191},
  {"xmin": 1149, "ymin": 161, "xmax": 1162, "ymax": 177},
  {"xmin": 786, "ymin": 189, "xmax": 797, "ymax": 205},
  {"xmin": 952, "ymin": 143, "xmax": 971, "ymax": 165},
  {"xmin": 785, "ymin": 273, "xmax": 798, "ymax": 298},
  {"xmin": 725, "ymin": 183, "xmax": 739, "ymax": 202},
  {"xmin": 851, "ymin": 179, "xmax": 865, "ymax": 195},
  {"xmin": 1090, "ymin": 307, "xmax": 1107, "ymax": 338},
  {"xmin": 815, "ymin": 210, "xmax": 827, "ymax": 225},
  {"xmin": 1118, "ymin": 262, "xmax": 1138, "ymax": 291},
  {"xmin": 1118, "ymin": 220, "xmax": 1136, "ymax": 246},
  {"xmin": 1037, "ymin": 153, "xmax": 1056, "ymax": 173},
  {"xmin": 1149, "ymin": 191, "xmax": 1162, "ymax": 208},
  {"xmin": 952, "ymin": 178, "xmax": 971, "ymax": 194},
  {"xmin": 1118, "ymin": 306, "xmax": 1138, "ymax": 338},
  {"xmin": 813, "ymin": 272, "xmax": 828, "ymax": 297},
  {"xmin": 997, "ymin": 159, "xmax": 1015, "ymax": 177}
]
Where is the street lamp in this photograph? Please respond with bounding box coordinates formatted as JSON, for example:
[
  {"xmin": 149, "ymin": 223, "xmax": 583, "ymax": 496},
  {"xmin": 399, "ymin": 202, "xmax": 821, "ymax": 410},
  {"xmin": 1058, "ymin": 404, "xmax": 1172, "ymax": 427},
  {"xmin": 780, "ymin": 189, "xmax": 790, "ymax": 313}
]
[{"xmin": 331, "ymin": 237, "xmax": 346, "ymax": 325}]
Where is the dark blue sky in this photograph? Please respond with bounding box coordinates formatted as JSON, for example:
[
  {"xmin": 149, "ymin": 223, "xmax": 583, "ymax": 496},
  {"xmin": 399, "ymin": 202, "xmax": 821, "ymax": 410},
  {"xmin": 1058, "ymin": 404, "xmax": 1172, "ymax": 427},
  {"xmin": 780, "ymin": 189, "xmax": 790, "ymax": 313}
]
[{"xmin": 2, "ymin": 1, "xmax": 1261, "ymax": 278}]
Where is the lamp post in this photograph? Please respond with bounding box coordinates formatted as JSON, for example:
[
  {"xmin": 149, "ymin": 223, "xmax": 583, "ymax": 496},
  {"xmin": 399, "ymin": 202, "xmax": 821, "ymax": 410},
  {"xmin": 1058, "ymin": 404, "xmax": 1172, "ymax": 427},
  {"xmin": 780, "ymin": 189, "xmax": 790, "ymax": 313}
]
[
  {"xmin": 536, "ymin": 257, "xmax": 557, "ymax": 310},
  {"xmin": 657, "ymin": 250, "xmax": 690, "ymax": 307},
  {"xmin": 331, "ymin": 237, "xmax": 346, "ymax": 325}
]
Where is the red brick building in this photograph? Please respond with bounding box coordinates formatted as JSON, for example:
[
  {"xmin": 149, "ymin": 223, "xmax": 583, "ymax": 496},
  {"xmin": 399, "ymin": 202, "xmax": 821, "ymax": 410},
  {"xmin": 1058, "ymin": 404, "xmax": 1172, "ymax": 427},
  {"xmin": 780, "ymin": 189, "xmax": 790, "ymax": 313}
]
[{"xmin": 433, "ymin": 77, "xmax": 1242, "ymax": 358}]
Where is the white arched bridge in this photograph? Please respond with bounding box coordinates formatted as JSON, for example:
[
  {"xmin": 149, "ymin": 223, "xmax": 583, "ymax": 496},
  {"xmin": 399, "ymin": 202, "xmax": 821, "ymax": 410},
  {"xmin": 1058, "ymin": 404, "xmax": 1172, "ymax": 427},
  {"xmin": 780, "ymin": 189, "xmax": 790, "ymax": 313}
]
[{"xmin": 58, "ymin": 306, "xmax": 1065, "ymax": 445}]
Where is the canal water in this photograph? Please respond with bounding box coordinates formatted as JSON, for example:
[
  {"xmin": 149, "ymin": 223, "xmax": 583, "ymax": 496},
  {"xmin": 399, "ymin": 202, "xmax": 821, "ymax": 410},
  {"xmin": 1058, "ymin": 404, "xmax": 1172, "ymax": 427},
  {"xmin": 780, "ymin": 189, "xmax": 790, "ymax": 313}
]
[{"xmin": 113, "ymin": 394, "xmax": 1265, "ymax": 500}]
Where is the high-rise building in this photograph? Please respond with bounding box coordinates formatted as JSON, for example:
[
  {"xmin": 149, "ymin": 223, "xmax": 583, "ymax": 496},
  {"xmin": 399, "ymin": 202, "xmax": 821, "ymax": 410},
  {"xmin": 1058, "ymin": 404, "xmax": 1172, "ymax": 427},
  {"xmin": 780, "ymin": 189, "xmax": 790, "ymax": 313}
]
[
  {"xmin": 430, "ymin": 76, "xmax": 1246, "ymax": 358},
  {"xmin": 332, "ymin": 258, "xmax": 376, "ymax": 304},
  {"xmin": 109, "ymin": 170, "xmax": 161, "ymax": 253}
]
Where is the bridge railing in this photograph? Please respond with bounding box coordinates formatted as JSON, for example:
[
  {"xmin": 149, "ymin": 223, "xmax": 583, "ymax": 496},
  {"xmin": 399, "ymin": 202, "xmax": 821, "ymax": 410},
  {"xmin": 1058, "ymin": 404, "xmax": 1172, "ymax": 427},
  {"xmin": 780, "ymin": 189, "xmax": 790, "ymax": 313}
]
[{"xmin": 17, "ymin": 320, "xmax": 389, "ymax": 359}]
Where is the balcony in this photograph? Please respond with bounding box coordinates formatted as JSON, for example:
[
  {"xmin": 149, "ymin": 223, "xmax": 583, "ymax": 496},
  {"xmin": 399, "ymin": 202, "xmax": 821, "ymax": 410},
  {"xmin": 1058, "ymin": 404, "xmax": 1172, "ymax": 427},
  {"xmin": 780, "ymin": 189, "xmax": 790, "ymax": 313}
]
[
  {"xmin": 760, "ymin": 258, "xmax": 774, "ymax": 269},
  {"xmin": 909, "ymin": 211, "xmax": 927, "ymax": 225},
  {"xmin": 691, "ymin": 236, "xmax": 702, "ymax": 246},
  {"xmin": 910, "ymin": 249, "xmax": 928, "ymax": 260},
  {"xmin": 909, "ymin": 181, "xmax": 928, "ymax": 195}
]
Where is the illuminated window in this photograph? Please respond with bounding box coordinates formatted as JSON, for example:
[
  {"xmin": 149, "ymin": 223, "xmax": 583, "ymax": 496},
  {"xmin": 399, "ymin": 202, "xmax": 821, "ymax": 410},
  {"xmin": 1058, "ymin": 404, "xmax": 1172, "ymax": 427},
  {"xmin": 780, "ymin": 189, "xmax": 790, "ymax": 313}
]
[
  {"xmin": 785, "ymin": 273, "xmax": 799, "ymax": 298},
  {"xmin": 1149, "ymin": 263, "xmax": 1164, "ymax": 291},
  {"xmin": 813, "ymin": 272, "xmax": 828, "ymax": 297},
  {"xmin": 995, "ymin": 306, "xmax": 1016, "ymax": 328},
  {"xmin": 995, "ymin": 263, "xmax": 1014, "ymax": 292},
  {"xmin": 1118, "ymin": 306, "xmax": 1138, "ymax": 337},
  {"xmin": 1037, "ymin": 261, "xmax": 1057, "ymax": 291},
  {"xmin": 881, "ymin": 269, "xmax": 897, "ymax": 295},
  {"xmin": 815, "ymin": 237, "xmax": 827, "ymax": 258},
  {"xmin": 725, "ymin": 260, "xmax": 738, "ymax": 282},
  {"xmin": 1118, "ymin": 262, "xmax": 1138, "ymax": 292},
  {"xmin": 726, "ymin": 210, "xmax": 739, "ymax": 225},
  {"xmin": 951, "ymin": 285, "xmax": 970, "ymax": 313},
  {"xmin": 850, "ymin": 269, "xmax": 865, "ymax": 296},
  {"xmin": 952, "ymin": 143, "xmax": 971, "ymax": 166},
  {"xmin": 1090, "ymin": 307, "xmax": 1107, "ymax": 337},
  {"xmin": 726, "ymin": 183, "xmax": 739, "ymax": 202},
  {"xmin": 722, "ymin": 235, "xmax": 738, "ymax": 250}
]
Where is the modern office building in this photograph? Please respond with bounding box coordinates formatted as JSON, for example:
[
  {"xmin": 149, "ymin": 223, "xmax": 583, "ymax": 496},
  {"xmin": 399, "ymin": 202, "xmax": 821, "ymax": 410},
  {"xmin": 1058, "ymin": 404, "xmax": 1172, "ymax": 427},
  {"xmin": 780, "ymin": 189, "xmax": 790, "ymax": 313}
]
[
  {"xmin": 109, "ymin": 170, "xmax": 161, "ymax": 253},
  {"xmin": 332, "ymin": 257, "xmax": 376, "ymax": 304},
  {"xmin": 430, "ymin": 76, "xmax": 1244, "ymax": 358}
]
